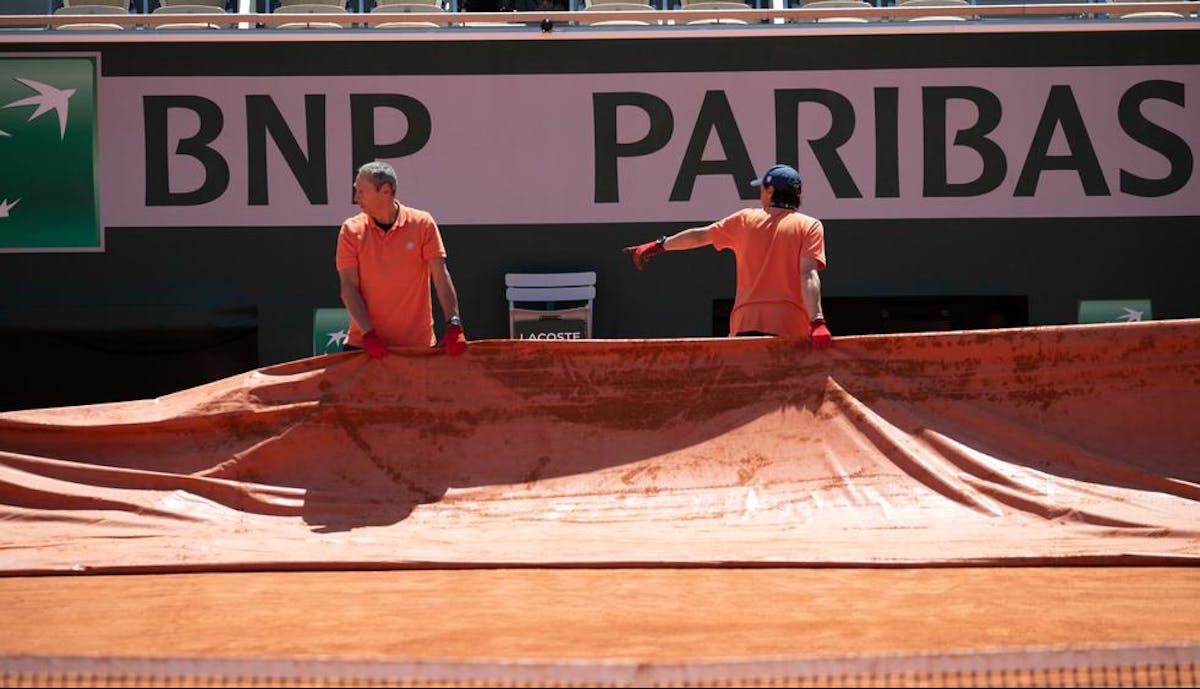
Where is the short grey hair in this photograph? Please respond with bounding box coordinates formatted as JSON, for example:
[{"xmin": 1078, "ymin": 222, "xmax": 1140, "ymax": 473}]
[{"xmin": 356, "ymin": 160, "xmax": 397, "ymax": 193}]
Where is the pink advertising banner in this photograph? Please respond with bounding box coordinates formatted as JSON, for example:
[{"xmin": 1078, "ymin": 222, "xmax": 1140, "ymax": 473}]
[{"xmin": 98, "ymin": 65, "xmax": 1199, "ymax": 227}]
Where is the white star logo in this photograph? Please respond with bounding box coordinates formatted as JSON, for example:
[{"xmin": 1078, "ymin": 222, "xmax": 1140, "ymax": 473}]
[
  {"xmin": 1117, "ymin": 307, "xmax": 1144, "ymax": 323},
  {"xmin": 326, "ymin": 329, "xmax": 348, "ymax": 348},
  {"xmin": 0, "ymin": 198, "xmax": 19, "ymax": 219},
  {"xmin": 2, "ymin": 78, "xmax": 76, "ymax": 140}
]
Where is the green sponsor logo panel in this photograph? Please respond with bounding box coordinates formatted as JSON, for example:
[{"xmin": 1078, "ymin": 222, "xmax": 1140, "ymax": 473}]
[
  {"xmin": 0, "ymin": 56, "xmax": 100, "ymax": 252},
  {"xmin": 1077, "ymin": 299, "xmax": 1153, "ymax": 324},
  {"xmin": 313, "ymin": 307, "xmax": 351, "ymax": 355}
]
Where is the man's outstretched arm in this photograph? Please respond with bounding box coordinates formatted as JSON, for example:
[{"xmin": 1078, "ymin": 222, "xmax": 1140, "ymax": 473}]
[{"xmin": 622, "ymin": 227, "xmax": 713, "ymax": 270}]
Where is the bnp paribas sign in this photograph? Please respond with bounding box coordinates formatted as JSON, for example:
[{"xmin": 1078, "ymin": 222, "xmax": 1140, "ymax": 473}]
[{"xmin": 0, "ymin": 55, "xmax": 100, "ymax": 253}]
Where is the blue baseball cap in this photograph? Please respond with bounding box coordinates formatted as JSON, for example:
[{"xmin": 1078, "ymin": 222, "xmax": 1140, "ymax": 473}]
[{"xmin": 750, "ymin": 164, "xmax": 802, "ymax": 191}]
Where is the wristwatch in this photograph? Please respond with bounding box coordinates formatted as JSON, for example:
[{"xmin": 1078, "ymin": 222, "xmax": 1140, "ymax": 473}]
[
  {"xmin": 810, "ymin": 316, "xmax": 826, "ymax": 328},
  {"xmin": 448, "ymin": 316, "xmax": 462, "ymax": 327}
]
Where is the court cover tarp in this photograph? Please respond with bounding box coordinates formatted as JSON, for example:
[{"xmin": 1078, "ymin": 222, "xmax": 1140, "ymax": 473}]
[{"xmin": 1, "ymin": 320, "xmax": 1198, "ymax": 575}]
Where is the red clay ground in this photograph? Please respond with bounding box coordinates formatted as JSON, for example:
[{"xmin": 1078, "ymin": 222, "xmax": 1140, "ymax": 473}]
[{"xmin": 2, "ymin": 567, "xmax": 1198, "ymax": 662}]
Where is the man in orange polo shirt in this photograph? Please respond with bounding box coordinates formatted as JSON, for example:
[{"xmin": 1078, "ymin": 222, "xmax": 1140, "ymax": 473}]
[
  {"xmin": 336, "ymin": 161, "xmax": 467, "ymax": 358},
  {"xmin": 622, "ymin": 163, "xmax": 832, "ymax": 349}
]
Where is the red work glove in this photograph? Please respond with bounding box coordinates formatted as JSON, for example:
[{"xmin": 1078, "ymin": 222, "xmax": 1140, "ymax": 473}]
[
  {"xmin": 623, "ymin": 236, "xmax": 666, "ymax": 270},
  {"xmin": 443, "ymin": 322, "xmax": 467, "ymax": 356},
  {"xmin": 361, "ymin": 329, "xmax": 389, "ymax": 359},
  {"xmin": 810, "ymin": 318, "xmax": 833, "ymax": 350}
]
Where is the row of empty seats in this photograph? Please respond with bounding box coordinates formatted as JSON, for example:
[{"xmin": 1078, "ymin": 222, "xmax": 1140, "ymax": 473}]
[
  {"xmin": 49, "ymin": 0, "xmax": 234, "ymax": 30},
  {"xmin": 23, "ymin": 0, "xmax": 1198, "ymax": 29},
  {"xmin": 38, "ymin": 0, "xmax": 447, "ymax": 30},
  {"xmin": 568, "ymin": 0, "xmax": 1193, "ymax": 23}
]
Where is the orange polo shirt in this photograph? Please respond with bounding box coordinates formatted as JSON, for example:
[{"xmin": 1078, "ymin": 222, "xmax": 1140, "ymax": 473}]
[
  {"xmin": 708, "ymin": 207, "xmax": 827, "ymax": 338},
  {"xmin": 335, "ymin": 204, "xmax": 446, "ymax": 348}
]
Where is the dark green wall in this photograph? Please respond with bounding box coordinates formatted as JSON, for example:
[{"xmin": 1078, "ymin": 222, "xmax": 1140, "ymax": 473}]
[{"xmin": 4, "ymin": 216, "xmax": 1195, "ymax": 358}]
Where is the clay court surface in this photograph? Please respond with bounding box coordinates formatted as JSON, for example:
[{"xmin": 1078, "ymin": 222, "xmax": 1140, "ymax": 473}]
[
  {"xmin": 2, "ymin": 567, "xmax": 1200, "ymax": 686},
  {"xmin": 3, "ymin": 567, "xmax": 1200, "ymax": 661}
]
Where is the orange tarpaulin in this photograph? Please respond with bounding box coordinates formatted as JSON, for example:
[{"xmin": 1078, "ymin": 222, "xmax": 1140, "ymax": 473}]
[{"xmin": 1, "ymin": 320, "xmax": 1198, "ymax": 575}]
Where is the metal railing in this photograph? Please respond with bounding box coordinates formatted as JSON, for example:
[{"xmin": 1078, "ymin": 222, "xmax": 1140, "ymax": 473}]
[{"xmin": 0, "ymin": 0, "xmax": 1195, "ymax": 29}]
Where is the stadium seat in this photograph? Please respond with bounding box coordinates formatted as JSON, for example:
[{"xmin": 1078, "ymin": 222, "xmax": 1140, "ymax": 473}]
[
  {"xmin": 1105, "ymin": 0, "xmax": 1190, "ymax": 18},
  {"xmin": 374, "ymin": 0, "xmax": 444, "ymax": 7},
  {"xmin": 969, "ymin": 0, "xmax": 1091, "ymax": 21},
  {"xmin": 896, "ymin": 0, "xmax": 972, "ymax": 21},
  {"xmin": 63, "ymin": 0, "xmax": 130, "ymax": 7},
  {"xmin": 796, "ymin": 0, "xmax": 876, "ymax": 22},
  {"xmin": 53, "ymin": 5, "xmax": 129, "ymax": 29},
  {"xmin": 151, "ymin": 4, "xmax": 233, "ymax": 27},
  {"xmin": 271, "ymin": 3, "xmax": 351, "ymax": 27},
  {"xmin": 679, "ymin": 0, "xmax": 752, "ymax": 25},
  {"xmin": 506, "ymin": 272, "xmax": 597, "ymax": 340},
  {"xmin": 581, "ymin": 0, "xmax": 656, "ymax": 25},
  {"xmin": 371, "ymin": 2, "xmax": 447, "ymax": 27}
]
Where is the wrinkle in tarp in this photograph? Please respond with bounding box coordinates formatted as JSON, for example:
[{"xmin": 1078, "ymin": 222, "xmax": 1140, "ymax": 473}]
[{"xmin": 1, "ymin": 320, "xmax": 1198, "ymax": 574}]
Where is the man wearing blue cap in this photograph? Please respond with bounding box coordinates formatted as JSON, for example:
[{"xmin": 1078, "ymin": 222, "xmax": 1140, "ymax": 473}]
[{"xmin": 622, "ymin": 163, "xmax": 832, "ymax": 349}]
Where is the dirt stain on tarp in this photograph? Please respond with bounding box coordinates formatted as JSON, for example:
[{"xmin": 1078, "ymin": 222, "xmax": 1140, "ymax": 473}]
[
  {"xmin": 330, "ymin": 406, "xmax": 440, "ymax": 503},
  {"xmin": 736, "ymin": 454, "xmax": 771, "ymax": 486}
]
